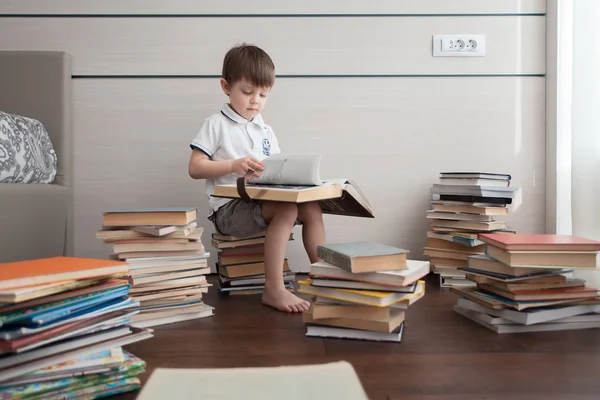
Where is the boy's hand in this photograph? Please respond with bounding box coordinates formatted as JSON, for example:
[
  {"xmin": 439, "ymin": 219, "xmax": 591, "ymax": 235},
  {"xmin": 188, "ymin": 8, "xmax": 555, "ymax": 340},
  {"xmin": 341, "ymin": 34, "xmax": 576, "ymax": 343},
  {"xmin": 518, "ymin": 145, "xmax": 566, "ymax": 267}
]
[{"xmin": 231, "ymin": 157, "xmax": 264, "ymax": 182}]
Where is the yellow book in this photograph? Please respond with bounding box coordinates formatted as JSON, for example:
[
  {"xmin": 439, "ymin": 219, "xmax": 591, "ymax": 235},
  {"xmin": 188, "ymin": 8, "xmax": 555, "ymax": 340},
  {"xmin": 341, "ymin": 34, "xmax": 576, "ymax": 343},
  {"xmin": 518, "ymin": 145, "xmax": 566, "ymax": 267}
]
[{"xmin": 298, "ymin": 279, "xmax": 425, "ymax": 307}]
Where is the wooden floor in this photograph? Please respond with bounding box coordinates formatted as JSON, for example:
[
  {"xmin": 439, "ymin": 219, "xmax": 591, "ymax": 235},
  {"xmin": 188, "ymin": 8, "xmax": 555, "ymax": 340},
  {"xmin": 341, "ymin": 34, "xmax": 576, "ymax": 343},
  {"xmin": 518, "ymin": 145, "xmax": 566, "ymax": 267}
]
[{"xmin": 117, "ymin": 274, "xmax": 600, "ymax": 400}]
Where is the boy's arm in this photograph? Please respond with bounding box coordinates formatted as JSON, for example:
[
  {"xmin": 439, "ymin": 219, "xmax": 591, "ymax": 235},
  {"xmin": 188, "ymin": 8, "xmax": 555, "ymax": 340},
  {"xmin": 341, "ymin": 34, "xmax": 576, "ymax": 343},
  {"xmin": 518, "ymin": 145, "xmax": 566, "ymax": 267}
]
[{"xmin": 188, "ymin": 149, "xmax": 264, "ymax": 180}]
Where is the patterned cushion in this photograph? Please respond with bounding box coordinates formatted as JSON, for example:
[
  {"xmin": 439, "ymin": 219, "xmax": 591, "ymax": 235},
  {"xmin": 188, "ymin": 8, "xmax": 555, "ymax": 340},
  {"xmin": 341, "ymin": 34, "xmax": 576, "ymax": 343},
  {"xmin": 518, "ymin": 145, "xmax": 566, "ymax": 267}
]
[{"xmin": 0, "ymin": 111, "xmax": 57, "ymax": 184}]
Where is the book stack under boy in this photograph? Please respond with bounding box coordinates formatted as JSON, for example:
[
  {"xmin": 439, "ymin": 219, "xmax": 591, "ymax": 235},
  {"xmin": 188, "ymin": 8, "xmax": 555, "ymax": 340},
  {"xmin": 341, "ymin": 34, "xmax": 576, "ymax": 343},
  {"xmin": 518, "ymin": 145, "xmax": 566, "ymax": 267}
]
[
  {"xmin": 423, "ymin": 172, "xmax": 519, "ymax": 288},
  {"xmin": 96, "ymin": 208, "xmax": 214, "ymax": 328},
  {"xmin": 451, "ymin": 233, "xmax": 600, "ymax": 333},
  {"xmin": 213, "ymin": 231, "xmax": 296, "ymax": 295},
  {"xmin": 298, "ymin": 242, "xmax": 430, "ymax": 342},
  {"xmin": 0, "ymin": 256, "xmax": 153, "ymax": 398}
]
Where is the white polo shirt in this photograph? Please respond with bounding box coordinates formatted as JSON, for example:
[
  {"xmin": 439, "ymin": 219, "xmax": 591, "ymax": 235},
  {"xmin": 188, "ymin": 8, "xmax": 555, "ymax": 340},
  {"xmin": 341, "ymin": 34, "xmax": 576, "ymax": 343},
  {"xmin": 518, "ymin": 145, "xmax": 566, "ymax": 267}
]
[{"xmin": 190, "ymin": 103, "xmax": 280, "ymax": 214}]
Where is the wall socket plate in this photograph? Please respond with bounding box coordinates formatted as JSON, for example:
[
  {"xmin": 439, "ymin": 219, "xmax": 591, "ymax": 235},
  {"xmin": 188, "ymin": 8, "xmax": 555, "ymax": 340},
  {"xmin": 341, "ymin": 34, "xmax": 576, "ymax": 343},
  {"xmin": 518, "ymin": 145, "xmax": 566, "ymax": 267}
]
[{"xmin": 432, "ymin": 35, "xmax": 486, "ymax": 57}]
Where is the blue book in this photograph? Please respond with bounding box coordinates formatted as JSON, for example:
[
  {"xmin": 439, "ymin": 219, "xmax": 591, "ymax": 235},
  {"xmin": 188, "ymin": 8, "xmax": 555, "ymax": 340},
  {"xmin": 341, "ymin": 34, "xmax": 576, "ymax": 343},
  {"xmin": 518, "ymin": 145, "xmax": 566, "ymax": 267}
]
[{"xmin": 0, "ymin": 285, "xmax": 130, "ymax": 328}]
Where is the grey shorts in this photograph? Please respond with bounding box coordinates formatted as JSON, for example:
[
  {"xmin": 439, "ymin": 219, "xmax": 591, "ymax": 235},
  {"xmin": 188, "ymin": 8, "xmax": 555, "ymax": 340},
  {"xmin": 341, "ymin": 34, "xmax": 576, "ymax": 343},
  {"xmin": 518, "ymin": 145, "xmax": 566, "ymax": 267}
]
[
  {"xmin": 209, "ymin": 199, "xmax": 268, "ymax": 238},
  {"xmin": 208, "ymin": 199, "xmax": 300, "ymax": 238}
]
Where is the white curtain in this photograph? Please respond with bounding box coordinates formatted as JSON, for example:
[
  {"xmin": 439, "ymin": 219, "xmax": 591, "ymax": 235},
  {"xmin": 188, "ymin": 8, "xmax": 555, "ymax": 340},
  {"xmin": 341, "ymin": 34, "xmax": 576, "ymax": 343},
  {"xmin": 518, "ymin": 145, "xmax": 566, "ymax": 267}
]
[{"xmin": 554, "ymin": 0, "xmax": 600, "ymax": 287}]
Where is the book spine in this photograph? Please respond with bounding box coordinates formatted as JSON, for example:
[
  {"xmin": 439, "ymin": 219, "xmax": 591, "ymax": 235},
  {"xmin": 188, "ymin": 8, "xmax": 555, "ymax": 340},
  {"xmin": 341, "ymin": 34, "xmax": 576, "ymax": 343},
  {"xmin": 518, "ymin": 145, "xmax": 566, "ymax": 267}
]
[{"xmin": 316, "ymin": 247, "xmax": 352, "ymax": 271}]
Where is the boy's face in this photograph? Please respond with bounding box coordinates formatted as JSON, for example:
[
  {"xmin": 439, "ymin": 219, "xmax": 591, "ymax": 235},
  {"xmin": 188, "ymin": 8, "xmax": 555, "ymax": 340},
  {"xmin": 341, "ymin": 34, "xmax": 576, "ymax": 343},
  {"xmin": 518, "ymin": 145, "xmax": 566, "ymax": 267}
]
[{"xmin": 221, "ymin": 78, "xmax": 271, "ymax": 121}]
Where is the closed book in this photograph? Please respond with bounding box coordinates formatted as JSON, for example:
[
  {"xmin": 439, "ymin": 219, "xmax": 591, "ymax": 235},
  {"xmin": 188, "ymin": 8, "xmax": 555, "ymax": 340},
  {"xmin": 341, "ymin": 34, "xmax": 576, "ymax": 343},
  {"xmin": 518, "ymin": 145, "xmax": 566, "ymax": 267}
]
[
  {"xmin": 316, "ymin": 242, "xmax": 408, "ymax": 273},
  {"xmin": 478, "ymin": 233, "xmax": 600, "ymax": 252}
]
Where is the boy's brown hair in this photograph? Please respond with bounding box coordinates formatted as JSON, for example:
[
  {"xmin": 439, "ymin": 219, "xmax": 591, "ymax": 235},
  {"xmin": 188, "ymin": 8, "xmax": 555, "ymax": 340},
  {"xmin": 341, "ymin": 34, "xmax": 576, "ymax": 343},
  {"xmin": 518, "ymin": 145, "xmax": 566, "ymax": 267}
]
[{"xmin": 222, "ymin": 43, "xmax": 275, "ymax": 88}]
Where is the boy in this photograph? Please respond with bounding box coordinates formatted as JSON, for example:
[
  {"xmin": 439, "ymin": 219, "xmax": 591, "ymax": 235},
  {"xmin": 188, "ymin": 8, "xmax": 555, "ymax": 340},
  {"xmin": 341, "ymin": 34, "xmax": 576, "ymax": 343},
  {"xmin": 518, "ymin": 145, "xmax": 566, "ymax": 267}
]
[{"xmin": 188, "ymin": 44, "xmax": 325, "ymax": 313}]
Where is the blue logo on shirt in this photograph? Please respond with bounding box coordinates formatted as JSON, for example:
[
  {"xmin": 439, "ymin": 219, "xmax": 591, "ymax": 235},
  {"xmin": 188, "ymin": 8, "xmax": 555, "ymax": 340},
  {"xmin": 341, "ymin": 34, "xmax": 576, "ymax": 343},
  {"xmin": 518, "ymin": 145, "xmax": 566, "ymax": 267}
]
[{"xmin": 262, "ymin": 139, "xmax": 271, "ymax": 156}]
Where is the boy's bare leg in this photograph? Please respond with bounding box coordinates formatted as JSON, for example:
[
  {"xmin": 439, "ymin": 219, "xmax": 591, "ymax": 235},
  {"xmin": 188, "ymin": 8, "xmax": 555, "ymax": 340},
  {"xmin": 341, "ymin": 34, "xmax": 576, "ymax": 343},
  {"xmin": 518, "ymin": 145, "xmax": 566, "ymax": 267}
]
[
  {"xmin": 261, "ymin": 202, "xmax": 311, "ymax": 313},
  {"xmin": 297, "ymin": 202, "xmax": 326, "ymax": 263}
]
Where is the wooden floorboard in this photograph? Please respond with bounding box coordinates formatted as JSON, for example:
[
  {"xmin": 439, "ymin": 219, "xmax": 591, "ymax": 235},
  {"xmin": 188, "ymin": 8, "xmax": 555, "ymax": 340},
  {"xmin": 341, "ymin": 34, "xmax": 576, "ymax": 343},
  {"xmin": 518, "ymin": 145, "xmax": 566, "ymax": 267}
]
[{"xmin": 115, "ymin": 274, "xmax": 600, "ymax": 399}]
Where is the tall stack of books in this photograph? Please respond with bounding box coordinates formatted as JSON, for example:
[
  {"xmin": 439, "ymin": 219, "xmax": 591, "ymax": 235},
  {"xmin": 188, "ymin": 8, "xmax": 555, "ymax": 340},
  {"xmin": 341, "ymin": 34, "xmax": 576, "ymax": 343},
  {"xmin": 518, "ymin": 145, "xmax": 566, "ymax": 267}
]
[
  {"xmin": 298, "ymin": 242, "xmax": 430, "ymax": 342},
  {"xmin": 96, "ymin": 207, "xmax": 214, "ymax": 327},
  {"xmin": 0, "ymin": 256, "xmax": 153, "ymax": 398},
  {"xmin": 423, "ymin": 172, "xmax": 519, "ymax": 287},
  {"xmin": 213, "ymin": 232, "xmax": 296, "ymax": 295},
  {"xmin": 451, "ymin": 233, "xmax": 600, "ymax": 333}
]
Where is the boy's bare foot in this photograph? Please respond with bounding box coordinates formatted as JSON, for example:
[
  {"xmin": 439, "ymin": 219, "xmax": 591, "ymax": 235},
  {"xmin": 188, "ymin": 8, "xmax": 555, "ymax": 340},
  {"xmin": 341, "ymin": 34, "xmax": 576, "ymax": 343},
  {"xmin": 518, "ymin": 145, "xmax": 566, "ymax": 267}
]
[{"xmin": 262, "ymin": 287, "xmax": 311, "ymax": 313}]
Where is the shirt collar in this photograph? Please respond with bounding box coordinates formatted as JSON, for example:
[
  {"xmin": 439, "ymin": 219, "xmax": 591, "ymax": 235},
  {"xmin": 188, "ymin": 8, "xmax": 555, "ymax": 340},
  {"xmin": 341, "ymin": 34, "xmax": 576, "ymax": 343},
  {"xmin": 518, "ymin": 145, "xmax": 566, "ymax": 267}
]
[{"xmin": 221, "ymin": 103, "xmax": 265, "ymax": 128}]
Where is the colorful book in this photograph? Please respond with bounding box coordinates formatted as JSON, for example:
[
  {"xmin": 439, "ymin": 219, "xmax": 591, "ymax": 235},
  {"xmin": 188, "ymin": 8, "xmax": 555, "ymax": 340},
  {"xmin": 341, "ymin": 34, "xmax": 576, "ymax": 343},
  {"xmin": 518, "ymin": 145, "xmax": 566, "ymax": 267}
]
[{"xmin": 297, "ymin": 279, "xmax": 425, "ymax": 307}]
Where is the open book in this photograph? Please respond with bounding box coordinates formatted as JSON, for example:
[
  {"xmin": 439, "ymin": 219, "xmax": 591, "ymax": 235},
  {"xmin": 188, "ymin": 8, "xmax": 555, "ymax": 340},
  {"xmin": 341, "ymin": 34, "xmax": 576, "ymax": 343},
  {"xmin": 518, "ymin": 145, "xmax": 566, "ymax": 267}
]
[{"xmin": 211, "ymin": 154, "xmax": 374, "ymax": 218}]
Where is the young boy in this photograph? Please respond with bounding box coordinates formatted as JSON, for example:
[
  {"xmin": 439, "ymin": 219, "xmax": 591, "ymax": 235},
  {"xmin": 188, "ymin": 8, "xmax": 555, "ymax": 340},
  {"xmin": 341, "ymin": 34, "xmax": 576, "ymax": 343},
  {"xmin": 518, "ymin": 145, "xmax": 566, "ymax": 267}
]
[{"xmin": 188, "ymin": 43, "xmax": 325, "ymax": 313}]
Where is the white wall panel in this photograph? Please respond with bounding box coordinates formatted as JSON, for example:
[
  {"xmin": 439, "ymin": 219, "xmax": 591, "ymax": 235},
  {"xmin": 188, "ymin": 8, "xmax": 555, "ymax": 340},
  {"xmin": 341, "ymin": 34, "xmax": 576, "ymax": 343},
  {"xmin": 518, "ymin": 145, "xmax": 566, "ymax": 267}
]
[
  {"xmin": 0, "ymin": 16, "xmax": 546, "ymax": 75},
  {"xmin": 73, "ymin": 77, "xmax": 545, "ymax": 272},
  {"xmin": 0, "ymin": 0, "xmax": 547, "ymax": 15}
]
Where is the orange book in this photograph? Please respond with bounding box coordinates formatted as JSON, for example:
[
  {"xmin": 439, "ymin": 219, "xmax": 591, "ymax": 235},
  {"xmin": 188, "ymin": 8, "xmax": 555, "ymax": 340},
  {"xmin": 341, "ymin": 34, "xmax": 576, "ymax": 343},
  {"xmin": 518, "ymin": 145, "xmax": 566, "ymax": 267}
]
[
  {"xmin": 0, "ymin": 257, "xmax": 128, "ymax": 290},
  {"xmin": 478, "ymin": 233, "xmax": 600, "ymax": 252}
]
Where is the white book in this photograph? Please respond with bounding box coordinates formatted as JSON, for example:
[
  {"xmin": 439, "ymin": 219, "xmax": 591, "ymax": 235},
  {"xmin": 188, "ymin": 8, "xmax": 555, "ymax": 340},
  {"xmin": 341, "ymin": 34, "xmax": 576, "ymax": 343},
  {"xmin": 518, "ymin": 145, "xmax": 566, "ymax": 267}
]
[
  {"xmin": 456, "ymin": 298, "xmax": 600, "ymax": 325},
  {"xmin": 130, "ymin": 308, "xmax": 215, "ymax": 329},
  {"xmin": 136, "ymin": 361, "xmax": 368, "ymax": 400},
  {"xmin": 454, "ymin": 305, "xmax": 600, "ymax": 334}
]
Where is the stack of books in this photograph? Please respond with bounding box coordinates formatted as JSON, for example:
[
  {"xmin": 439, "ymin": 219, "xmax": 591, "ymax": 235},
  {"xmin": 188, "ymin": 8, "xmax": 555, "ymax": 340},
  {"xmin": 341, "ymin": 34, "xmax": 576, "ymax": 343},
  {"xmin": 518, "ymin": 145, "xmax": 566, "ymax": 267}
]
[
  {"xmin": 423, "ymin": 172, "xmax": 519, "ymax": 287},
  {"xmin": 451, "ymin": 233, "xmax": 600, "ymax": 333},
  {"xmin": 0, "ymin": 256, "xmax": 153, "ymax": 397},
  {"xmin": 298, "ymin": 242, "xmax": 430, "ymax": 342},
  {"xmin": 96, "ymin": 207, "xmax": 214, "ymax": 327},
  {"xmin": 214, "ymin": 232, "xmax": 295, "ymax": 295}
]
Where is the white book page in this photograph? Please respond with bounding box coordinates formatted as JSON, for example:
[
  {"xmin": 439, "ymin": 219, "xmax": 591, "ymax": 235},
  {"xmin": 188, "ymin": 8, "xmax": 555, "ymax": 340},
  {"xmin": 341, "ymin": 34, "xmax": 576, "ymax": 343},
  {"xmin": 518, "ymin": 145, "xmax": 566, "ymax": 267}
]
[{"xmin": 251, "ymin": 154, "xmax": 322, "ymax": 186}]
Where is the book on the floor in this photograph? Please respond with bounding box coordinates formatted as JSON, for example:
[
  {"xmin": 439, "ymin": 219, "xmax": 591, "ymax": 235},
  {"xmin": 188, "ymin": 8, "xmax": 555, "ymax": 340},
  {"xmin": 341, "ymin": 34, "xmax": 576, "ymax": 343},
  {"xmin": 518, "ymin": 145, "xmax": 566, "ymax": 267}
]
[
  {"xmin": 458, "ymin": 266, "xmax": 572, "ymax": 282},
  {"xmin": 430, "ymin": 219, "xmax": 507, "ymax": 232},
  {"xmin": 449, "ymin": 286, "xmax": 597, "ymax": 311},
  {"xmin": 317, "ymin": 242, "xmax": 408, "ymax": 273},
  {"xmin": 439, "ymin": 172, "xmax": 512, "ymax": 180},
  {"xmin": 309, "ymin": 278, "xmax": 417, "ymax": 293},
  {"xmin": 217, "ymin": 260, "xmax": 290, "ymax": 278},
  {"xmin": 476, "ymin": 284, "xmax": 599, "ymax": 302},
  {"xmin": 467, "ymin": 275, "xmax": 585, "ymax": 291},
  {"xmin": 102, "ymin": 207, "xmax": 197, "ymax": 227},
  {"xmin": 309, "ymin": 259, "xmax": 430, "ymax": 287},
  {"xmin": 305, "ymin": 323, "xmax": 404, "ymax": 343},
  {"xmin": 478, "ymin": 233, "xmax": 600, "ymax": 252},
  {"xmin": 136, "ymin": 361, "xmax": 369, "ymax": 400},
  {"xmin": 0, "ymin": 257, "xmax": 128, "ymax": 291},
  {"xmin": 484, "ymin": 246, "xmax": 599, "ymax": 269},
  {"xmin": 431, "ymin": 184, "xmax": 518, "ymax": 199},
  {"xmin": 211, "ymin": 154, "xmax": 373, "ymax": 218},
  {"xmin": 467, "ymin": 254, "xmax": 553, "ymax": 277},
  {"xmin": 298, "ymin": 279, "xmax": 425, "ymax": 307},
  {"xmin": 97, "ymin": 223, "xmax": 199, "ymax": 241},
  {"xmin": 456, "ymin": 297, "xmax": 600, "ymax": 326},
  {"xmin": 0, "ymin": 327, "xmax": 153, "ymax": 382},
  {"xmin": 311, "ymin": 302, "xmax": 401, "ymax": 320},
  {"xmin": 453, "ymin": 305, "xmax": 600, "ymax": 334},
  {"xmin": 303, "ymin": 307, "xmax": 405, "ymax": 333},
  {"xmin": 430, "ymin": 201, "xmax": 508, "ymax": 216},
  {"xmin": 435, "ymin": 194, "xmax": 513, "ymax": 205}
]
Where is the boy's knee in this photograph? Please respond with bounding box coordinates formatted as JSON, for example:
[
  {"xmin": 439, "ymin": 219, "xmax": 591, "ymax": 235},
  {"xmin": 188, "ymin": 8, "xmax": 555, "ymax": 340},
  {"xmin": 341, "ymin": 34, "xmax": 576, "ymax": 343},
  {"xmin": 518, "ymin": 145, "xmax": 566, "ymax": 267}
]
[
  {"xmin": 297, "ymin": 201, "xmax": 323, "ymax": 222},
  {"xmin": 263, "ymin": 201, "xmax": 298, "ymax": 223}
]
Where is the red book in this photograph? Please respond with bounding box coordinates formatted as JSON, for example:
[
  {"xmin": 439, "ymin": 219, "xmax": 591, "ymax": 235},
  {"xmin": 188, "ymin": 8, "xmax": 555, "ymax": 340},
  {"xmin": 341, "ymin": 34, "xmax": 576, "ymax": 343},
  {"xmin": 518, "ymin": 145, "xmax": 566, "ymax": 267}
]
[
  {"xmin": 478, "ymin": 234, "xmax": 600, "ymax": 252},
  {"xmin": 479, "ymin": 284, "xmax": 599, "ymax": 302}
]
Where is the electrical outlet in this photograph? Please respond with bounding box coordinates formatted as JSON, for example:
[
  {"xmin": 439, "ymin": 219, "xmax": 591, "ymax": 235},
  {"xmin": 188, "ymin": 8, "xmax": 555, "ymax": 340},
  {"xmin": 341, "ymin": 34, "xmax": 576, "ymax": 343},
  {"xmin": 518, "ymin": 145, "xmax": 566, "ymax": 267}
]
[{"xmin": 433, "ymin": 35, "xmax": 485, "ymax": 57}]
